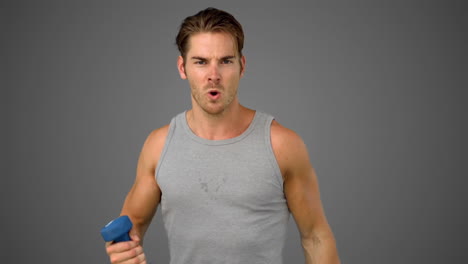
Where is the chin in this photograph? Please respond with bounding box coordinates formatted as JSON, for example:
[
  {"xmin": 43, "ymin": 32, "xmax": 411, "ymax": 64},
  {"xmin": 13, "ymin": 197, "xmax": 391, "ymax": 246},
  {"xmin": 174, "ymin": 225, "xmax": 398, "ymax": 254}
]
[
  {"xmin": 202, "ymin": 105, "xmax": 227, "ymax": 116},
  {"xmin": 203, "ymin": 109, "xmax": 224, "ymax": 116}
]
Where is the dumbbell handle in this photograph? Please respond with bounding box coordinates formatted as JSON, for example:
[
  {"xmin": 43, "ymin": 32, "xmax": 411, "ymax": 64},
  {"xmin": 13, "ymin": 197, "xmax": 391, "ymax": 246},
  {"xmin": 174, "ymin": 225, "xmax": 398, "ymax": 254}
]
[{"xmin": 101, "ymin": 215, "xmax": 133, "ymax": 242}]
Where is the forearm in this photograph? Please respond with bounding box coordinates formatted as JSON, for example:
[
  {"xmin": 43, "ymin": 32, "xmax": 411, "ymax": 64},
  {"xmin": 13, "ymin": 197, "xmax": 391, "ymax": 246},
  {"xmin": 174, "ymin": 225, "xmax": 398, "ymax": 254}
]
[
  {"xmin": 302, "ymin": 232, "xmax": 340, "ymax": 264},
  {"xmin": 120, "ymin": 180, "xmax": 160, "ymax": 242}
]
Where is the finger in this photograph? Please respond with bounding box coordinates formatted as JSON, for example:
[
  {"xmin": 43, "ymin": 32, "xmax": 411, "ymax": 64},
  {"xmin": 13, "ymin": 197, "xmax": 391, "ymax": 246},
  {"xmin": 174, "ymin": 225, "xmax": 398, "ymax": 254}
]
[
  {"xmin": 122, "ymin": 250, "xmax": 146, "ymax": 264},
  {"xmin": 112, "ymin": 246, "xmax": 145, "ymax": 264},
  {"xmin": 135, "ymin": 251, "xmax": 146, "ymax": 264},
  {"xmin": 134, "ymin": 250, "xmax": 146, "ymax": 264},
  {"xmin": 106, "ymin": 240, "xmax": 139, "ymax": 255}
]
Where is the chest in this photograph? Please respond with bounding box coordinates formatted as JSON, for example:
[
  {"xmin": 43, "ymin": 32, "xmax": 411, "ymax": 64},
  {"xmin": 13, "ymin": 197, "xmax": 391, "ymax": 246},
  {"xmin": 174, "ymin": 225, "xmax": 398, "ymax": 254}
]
[{"xmin": 157, "ymin": 143, "xmax": 285, "ymax": 210}]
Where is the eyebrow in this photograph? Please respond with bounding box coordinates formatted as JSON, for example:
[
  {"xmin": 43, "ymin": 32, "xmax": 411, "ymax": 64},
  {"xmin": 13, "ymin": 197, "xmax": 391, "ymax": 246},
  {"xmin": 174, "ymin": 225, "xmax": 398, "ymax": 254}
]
[{"xmin": 190, "ymin": 56, "xmax": 236, "ymax": 61}]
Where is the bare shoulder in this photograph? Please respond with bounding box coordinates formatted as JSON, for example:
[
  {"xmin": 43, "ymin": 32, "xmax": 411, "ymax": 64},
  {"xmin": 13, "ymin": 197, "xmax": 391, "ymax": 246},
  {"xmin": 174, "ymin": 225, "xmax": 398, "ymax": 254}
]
[
  {"xmin": 271, "ymin": 120, "xmax": 308, "ymax": 157},
  {"xmin": 270, "ymin": 120, "xmax": 311, "ymax": 180},
  {"xmin": 139, "ymin": 124, "xmax": 171, "ymax": 171},
  {"xmin": 146, "ymin": 124, "xmax": 171, "ymax": 150},
  {"xmin": 270, "ymin": 120, "xmax": 304, "ymax": 145}
]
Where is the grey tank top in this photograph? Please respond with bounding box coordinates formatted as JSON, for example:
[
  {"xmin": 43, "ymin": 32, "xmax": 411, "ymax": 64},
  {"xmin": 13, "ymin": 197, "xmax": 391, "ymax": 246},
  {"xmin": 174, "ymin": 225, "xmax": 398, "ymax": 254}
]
[{"xmin": 155, "ymin": 111, "xmax": 290, "ymax": 264}]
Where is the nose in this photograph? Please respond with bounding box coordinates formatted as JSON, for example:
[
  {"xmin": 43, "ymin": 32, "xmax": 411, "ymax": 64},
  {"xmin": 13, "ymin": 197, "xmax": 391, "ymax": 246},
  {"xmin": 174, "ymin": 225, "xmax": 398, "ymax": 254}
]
[{"xmin": 207, "ymin": 64, "xmax": 221, "ymax": 85}]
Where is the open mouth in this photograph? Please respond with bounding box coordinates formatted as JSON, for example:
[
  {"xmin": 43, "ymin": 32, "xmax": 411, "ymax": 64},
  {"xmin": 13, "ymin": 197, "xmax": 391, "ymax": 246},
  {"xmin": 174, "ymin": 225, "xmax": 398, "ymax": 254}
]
[{"xmin": 208, "ymin": 90, "xmax": 221, "ymax": 100}]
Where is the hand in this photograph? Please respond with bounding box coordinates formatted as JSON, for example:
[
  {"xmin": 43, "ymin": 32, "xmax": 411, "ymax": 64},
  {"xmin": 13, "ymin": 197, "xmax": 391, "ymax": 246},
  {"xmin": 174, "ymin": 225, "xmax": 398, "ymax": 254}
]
[{"xmin": 105, "ymin": 235, "xmax": 147, "ymax": 264}]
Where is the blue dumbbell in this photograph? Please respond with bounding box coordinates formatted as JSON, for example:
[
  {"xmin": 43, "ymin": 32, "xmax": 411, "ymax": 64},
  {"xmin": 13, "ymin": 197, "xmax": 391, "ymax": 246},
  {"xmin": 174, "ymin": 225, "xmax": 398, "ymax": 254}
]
[{"xmin": 101, "ymin": 215, "xmax": 133, "ymax": 243}]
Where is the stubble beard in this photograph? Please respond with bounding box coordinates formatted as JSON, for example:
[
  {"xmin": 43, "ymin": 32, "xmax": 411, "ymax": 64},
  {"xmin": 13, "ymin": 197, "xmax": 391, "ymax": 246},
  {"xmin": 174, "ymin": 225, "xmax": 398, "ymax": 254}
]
[{"xmin": 190, "ymin": 84, "xmax": 237, "ymax": 117}]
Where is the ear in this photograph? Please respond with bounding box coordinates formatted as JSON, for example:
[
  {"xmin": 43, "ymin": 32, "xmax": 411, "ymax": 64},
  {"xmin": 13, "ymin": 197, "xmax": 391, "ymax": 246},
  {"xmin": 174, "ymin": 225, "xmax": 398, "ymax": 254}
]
[
  {"xmin": 177, "ymin": 56, "xmax": 187, "ymax": 79},
  {"xmin": 240, "ymin": 55, "xmax": 246, "ymax": 77}
]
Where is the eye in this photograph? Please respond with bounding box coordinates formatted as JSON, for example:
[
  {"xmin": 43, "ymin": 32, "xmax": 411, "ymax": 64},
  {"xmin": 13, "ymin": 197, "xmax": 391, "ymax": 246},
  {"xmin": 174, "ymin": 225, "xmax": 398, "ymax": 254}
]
[
  {"xmin": 195, "ymin": 60, "xmax": 206, "ymax": 65},
  {"xmin": 222, "ymin": 59, "xmax": 233, "ymax": 64}
]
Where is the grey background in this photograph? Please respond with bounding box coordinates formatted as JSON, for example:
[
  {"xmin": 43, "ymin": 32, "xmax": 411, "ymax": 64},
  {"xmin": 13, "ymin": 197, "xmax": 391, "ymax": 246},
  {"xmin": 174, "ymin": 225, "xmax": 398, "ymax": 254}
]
[{"xmin": 3, "ymin": 0, "xmax": 465, "ymax": 263}]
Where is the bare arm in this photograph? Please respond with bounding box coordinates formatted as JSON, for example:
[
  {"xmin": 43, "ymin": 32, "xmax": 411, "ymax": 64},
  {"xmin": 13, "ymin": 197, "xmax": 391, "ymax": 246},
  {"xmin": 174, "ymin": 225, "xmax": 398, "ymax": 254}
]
[
  {"xmin": 120, "ymin": 125, "xmax": 169, "ymax": 241},
  {"xmin": 105, "ymin": 125, "xmax": 169, "ymax": 264},
  {"xmin": 271, "ymin": 121, "xmax": 340, "ymax": 264}
]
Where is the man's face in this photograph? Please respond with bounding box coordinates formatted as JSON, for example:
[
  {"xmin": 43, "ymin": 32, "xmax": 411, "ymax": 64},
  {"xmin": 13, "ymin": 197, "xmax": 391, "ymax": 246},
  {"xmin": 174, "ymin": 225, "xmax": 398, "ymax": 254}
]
[{"xmin": 177, "ymin": 32, "xmax": 246, "ymax": 115}]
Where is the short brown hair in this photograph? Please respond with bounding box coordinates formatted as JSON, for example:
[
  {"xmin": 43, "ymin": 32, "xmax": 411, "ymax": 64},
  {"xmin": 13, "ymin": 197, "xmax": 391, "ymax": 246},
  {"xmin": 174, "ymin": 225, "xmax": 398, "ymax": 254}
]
[{"xmin": 175, "ymin": 7, "xmax": 244, "ymax": 61}]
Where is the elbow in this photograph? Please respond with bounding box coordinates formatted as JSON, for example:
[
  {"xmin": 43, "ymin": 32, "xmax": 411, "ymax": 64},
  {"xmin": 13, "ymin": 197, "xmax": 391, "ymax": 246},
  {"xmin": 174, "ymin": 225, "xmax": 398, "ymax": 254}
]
[
  {"xmin": 301, "ymin": 230, "xmax": 337, "ymax": 249},
  {"xmin": 301, "ymin": 231, "xmax": 340, "ymax": 264}
]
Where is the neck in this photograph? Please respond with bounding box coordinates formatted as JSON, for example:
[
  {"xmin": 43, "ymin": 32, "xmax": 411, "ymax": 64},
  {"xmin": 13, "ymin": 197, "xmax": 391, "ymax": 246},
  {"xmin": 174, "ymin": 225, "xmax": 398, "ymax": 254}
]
[{"xmin": 186, "ymin": 103, "xmax": 254, "ymax": 140}]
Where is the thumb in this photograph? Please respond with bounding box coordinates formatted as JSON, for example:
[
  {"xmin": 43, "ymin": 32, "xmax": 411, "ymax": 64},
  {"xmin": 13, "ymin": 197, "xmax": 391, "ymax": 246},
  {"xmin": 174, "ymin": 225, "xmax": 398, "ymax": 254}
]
[
  {"xmin": 130, "ymin": 234, "xmax": 141, "ymax": 242},
  {"xmin": 128, "ymin": 228, "xmax": 140, "ymax": 242}
]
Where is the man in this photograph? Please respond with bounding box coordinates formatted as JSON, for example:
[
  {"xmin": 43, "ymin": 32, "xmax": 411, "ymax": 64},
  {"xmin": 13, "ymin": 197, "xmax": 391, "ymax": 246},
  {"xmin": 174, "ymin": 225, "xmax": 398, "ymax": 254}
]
[{"xmin": 105, "ymin": 7, "xmax": 340, "ymax": 264}]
